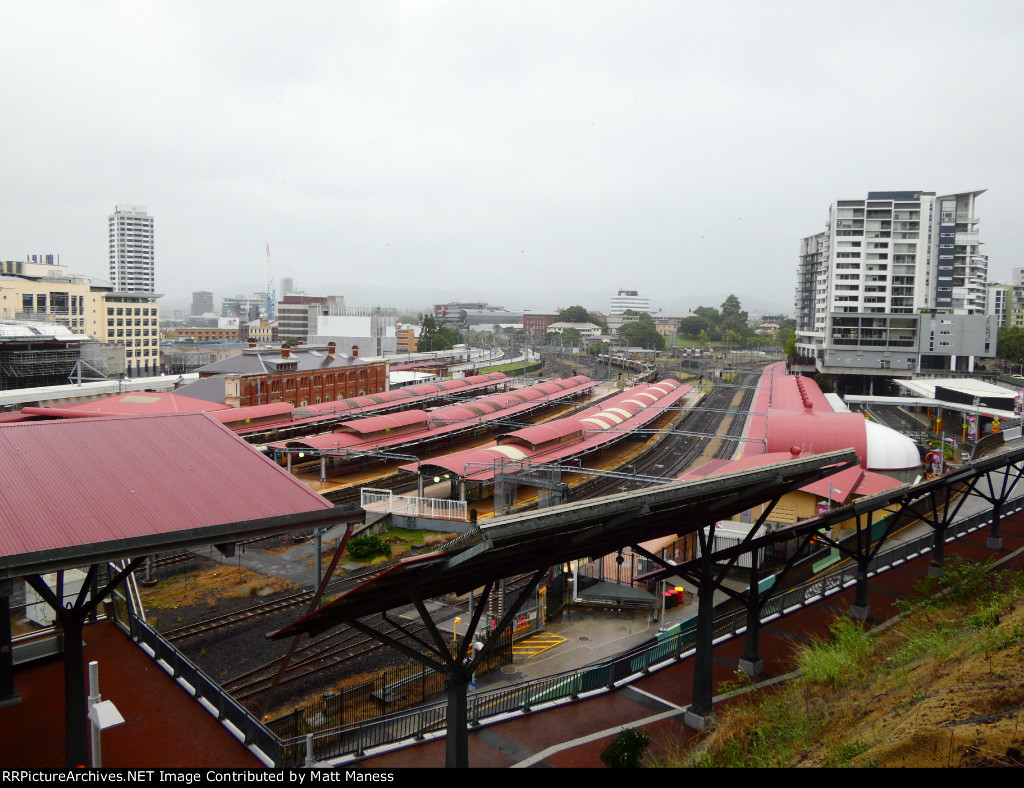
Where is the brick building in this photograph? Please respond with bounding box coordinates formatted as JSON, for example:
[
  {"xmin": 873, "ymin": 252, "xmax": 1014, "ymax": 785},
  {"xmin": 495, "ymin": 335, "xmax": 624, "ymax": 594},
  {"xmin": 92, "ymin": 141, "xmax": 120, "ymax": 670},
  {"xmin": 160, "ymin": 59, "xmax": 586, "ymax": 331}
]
[{"xmin": 195, "ymin": 343, "xmax": 387, "ymax": 408}]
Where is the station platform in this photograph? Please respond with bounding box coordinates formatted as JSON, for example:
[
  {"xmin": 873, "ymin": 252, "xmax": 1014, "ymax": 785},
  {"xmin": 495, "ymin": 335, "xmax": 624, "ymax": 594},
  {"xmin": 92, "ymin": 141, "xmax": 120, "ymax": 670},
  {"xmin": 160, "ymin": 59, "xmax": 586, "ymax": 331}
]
[{"xmin": 0, "ymin": 620, "xmax": 262, "ymax": 769}]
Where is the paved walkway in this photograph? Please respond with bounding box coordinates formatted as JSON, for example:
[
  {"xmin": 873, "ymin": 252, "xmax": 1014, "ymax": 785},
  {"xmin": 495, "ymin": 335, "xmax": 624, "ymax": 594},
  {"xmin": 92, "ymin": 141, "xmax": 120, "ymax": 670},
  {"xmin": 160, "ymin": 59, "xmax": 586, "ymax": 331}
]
[
  {"xmin": 0, "ymin": 620, "xmax": 262, "ymax": 769},
  {"xmin": 351, "ymin": 504, "xmax": 1024, "ymax": 769}
]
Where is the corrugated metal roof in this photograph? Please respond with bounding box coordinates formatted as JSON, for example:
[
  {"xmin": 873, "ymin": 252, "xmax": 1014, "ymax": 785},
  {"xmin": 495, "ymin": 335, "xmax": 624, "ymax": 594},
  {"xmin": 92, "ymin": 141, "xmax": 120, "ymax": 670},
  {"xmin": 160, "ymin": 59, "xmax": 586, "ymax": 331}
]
[
  {"xmin": 211, "ymin": 402, "xmax": 296, "ymax": 424},
  {"xmin": 410, "ymin": 381, "xmax": 691, "ymax": 480},
  {"xmin": 0, "ymin": 413, "xmax": 334, "ymax": 564},
  {"xmin": 47, "ymin": 392, "xmax": 232, "ymax": 416},
  {"xmin": 336, "ymin": 410, "xmax": 430, "ymax": 435}
]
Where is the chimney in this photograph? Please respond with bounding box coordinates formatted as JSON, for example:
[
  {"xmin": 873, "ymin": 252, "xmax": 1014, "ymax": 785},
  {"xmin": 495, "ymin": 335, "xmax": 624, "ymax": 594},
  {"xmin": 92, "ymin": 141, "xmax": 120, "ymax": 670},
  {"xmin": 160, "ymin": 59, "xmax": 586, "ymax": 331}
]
[
  {"xmin": 351, "ymin": 345, "xmax": 359, "ymax": 358},
  {"xmin": 327, "ymin": 342, "xmax": 336, "ymax": 357},
  {"xmin": 282, "ymin": 344, "xmax": 290, "ymax": 359}
]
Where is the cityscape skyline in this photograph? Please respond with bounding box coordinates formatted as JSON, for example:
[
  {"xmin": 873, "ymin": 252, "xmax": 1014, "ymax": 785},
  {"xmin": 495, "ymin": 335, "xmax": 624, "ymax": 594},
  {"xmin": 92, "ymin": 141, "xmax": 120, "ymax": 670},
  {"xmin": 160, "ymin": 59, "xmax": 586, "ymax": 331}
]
[{"xmin": 2, "ymin": 3, "xmax": 1022, "ymax": 316}]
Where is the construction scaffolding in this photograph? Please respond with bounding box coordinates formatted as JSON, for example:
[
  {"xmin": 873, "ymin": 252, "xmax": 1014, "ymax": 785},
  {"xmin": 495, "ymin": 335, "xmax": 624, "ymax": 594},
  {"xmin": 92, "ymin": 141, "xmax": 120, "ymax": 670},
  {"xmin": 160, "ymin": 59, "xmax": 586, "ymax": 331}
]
[{"xmin": 0, "ymin": 347, "xmax": 80, "ymax": 379}]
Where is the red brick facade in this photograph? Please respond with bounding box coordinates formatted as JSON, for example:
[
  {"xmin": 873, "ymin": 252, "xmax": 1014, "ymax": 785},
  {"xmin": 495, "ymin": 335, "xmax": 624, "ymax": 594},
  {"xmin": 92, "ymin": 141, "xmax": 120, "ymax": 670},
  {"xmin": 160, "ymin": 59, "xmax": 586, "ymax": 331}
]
[{"xmin": 226, "ymin": 360, "xmax": 388, "ymax": 408}]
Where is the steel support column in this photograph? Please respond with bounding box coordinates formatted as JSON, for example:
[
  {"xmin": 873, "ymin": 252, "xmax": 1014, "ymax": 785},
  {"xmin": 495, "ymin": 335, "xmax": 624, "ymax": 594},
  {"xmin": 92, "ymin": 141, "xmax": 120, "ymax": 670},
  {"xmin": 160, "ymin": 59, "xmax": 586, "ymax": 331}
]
[
  {"xmin": 25, "ymin": 558, "xmax": 144, "ymax": 768},
  {"xmin": 739, "ymin": 562, "xmax": 762, "ymax": 676},
  {"xmin": 684, "ymin": 528, "xmax": 717, "ymax": 731},
  {"xmin": 0, "ymin": 581, "xmax": 18, "ymax": 707}
]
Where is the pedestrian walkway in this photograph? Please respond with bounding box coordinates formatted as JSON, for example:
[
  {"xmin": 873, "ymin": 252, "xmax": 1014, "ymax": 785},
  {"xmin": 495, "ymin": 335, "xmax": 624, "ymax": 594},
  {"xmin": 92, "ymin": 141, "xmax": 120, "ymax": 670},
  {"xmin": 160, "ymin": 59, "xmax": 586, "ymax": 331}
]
[
  {"xmin": 353, "ymin": 505, "xmax": 1024, "ymax": 768},
  {"xmin": 0, "ymin": 620, "xmax": 262, "ymax": 768}
]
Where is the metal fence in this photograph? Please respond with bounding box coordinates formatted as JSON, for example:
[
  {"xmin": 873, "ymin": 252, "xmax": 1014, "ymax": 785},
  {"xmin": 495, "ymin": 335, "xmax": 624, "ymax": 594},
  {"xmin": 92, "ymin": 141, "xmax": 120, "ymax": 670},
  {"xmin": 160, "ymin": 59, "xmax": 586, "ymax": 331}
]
[
  {"xmin": 361, "ymin": 488, "xmax": 468, "ymax": 522},
  {"xmin": 275, "ymin": 493, "xmax": 1024, "ymax": 766},
  {"xmin": 107, "ymin": 578, "xmax": 283, "ymax": 767},
  {"xmin": 105, "ymin": 490, "xmax": 1024, "ymax": 767}
]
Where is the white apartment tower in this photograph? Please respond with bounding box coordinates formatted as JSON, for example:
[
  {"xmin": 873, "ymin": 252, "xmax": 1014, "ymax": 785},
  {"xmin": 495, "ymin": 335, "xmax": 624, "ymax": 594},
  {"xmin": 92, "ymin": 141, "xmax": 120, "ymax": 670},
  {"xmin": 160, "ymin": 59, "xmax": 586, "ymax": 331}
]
[
  {"xmin": 795, "ymin": 190, "xmax": 992, "ymax": 378},
  {"xmin": 108, "ymin": 204, "xmax": 155, "ymax": 293}
]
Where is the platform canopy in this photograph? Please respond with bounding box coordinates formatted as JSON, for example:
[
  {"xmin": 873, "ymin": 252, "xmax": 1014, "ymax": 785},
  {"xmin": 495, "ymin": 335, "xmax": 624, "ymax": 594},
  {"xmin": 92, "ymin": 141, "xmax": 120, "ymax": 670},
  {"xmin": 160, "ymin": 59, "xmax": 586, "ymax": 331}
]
[
  {"xmin": 272, "ymin": 449, "xmax": 857, "ymax": 639},
  {"xmin": 0, "ymin": 412, "xmax": 359, "ymax": 579}
]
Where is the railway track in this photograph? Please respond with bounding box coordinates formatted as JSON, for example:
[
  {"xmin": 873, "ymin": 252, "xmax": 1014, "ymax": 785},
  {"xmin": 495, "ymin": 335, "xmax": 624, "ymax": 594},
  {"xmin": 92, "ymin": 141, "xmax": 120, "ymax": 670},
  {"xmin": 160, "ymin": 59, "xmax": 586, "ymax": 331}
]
[
  {"xmin": 163, "ymin": 374, "xmax": 762, "ymax": 711},
  {"xmin": 570, "ymin": 373, "xmax": 758, "ymax": 501}
]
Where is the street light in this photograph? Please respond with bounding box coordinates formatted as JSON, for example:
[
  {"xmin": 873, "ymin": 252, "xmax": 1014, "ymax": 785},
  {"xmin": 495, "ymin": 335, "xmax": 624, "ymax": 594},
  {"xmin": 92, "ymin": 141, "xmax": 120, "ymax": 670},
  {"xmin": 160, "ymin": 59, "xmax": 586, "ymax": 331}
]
[{"xmin": 827, "ymin": 485, "xmax": 843, "ymax": 512}]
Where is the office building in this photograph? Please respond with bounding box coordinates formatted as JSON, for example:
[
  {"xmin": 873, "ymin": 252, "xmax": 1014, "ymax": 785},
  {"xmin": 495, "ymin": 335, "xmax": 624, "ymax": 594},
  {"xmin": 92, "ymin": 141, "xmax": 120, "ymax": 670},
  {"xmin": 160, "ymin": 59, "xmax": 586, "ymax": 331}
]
[
  {"xmin": 191, "ymin": 291, "xmax": 214, "ymax": 317},
  {"xmin": 108, "ymin": 205, "xmax": 155, "ymax": 293},
  {"xmin": 0, "ymin": 255, "xmax": 159, "ymax": 377},
  {"xmin": 795, "ymin": 190, "xmax": 993, "ymax": 380},
  {"xmin": 609, "ymin": 289, "xmax": 650, "ymax": 316}
]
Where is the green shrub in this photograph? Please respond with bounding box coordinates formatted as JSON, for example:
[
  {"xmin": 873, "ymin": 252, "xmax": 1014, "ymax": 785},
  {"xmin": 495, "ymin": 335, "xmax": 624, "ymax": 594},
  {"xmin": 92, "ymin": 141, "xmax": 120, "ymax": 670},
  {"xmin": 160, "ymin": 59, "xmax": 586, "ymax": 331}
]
[
  {"xmin": 347, "ymin": 534, "xmax": 392, "ymax": 561},
  {"xmin": 600, "ymin": 729, "xmax": 652, "ymax": 768}
]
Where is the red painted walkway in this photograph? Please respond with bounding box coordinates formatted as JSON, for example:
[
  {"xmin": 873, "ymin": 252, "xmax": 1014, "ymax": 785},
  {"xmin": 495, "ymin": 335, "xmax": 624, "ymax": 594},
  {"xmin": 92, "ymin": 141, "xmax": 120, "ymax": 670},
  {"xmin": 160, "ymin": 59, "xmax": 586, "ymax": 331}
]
[{"xmin": 0, "ymin": 620, "xmax": 261, "ymax": 769}]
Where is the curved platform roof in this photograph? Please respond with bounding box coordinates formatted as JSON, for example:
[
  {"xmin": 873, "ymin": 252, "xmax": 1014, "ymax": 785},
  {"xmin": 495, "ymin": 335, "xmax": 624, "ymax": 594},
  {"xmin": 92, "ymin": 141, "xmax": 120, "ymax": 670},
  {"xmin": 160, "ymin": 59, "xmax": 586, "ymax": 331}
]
[
  {"xmin": 273, "ymin": 375, "xmax": 598, "ymax": 455},
  {"xmin": 406, "ymin": 380, "xmax": 690, "ymax": 482},
  {"xmin": 748, "ymin": 363, "xmax": 919, "ymax": 471}
]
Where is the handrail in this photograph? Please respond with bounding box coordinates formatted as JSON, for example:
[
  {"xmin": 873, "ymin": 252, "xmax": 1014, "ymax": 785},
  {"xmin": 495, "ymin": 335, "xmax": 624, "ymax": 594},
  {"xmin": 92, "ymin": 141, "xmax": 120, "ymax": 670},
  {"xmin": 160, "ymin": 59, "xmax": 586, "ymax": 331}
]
[{"xmin": 277, "ymin": 490, "xmax": 1024, "ymax": 766}]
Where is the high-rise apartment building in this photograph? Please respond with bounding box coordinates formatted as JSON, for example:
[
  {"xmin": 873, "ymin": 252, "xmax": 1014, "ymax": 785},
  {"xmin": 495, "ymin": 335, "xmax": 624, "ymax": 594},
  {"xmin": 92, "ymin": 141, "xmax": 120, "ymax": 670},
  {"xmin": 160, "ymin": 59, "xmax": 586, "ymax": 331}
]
[
  {"xmin": 108, "ymin": 204, "xmax": 155, "ymax": 293},
  {"xmin": 795, "ymin": 190, "xmax": 993, "ymax": 380}
]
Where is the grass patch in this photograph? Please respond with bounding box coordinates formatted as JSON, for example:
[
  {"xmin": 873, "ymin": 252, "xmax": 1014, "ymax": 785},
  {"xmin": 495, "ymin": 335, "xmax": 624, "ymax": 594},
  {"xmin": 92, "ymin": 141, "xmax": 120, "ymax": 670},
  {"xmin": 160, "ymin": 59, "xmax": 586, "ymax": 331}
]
[
  {"xmin": 658, "ymin": 556, "xmax": 1024, "ymax": 768},
  {"xmin": 139, "ymin": 566, "xmax": 298, "ymax": 610},
  {"xmin": 797, "ymin": 617, "xmax": 873, "ymax": 686}
]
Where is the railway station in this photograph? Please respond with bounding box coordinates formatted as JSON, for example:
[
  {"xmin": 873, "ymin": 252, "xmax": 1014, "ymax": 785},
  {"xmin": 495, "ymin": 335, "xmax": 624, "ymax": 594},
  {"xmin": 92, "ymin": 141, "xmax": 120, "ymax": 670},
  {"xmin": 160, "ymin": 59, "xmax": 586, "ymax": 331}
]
[
  {"xmin": 268, "ymin": 375, "xmax": 599, "ymax": 480},
  {"xmin": 3, "ymin": 350, "xmax": 1024, "ymax": 769},
  {"xmin": 398, "ymin": 379, "xmax": 692, "ymax": 504}
]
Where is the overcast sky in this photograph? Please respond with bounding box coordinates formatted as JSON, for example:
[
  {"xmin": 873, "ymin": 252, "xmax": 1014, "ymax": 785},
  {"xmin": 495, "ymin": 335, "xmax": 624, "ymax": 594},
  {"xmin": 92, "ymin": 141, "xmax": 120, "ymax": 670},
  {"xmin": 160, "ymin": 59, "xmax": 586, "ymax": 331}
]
[{"xmin": 3, "ymin": 2, "xmax": 1023, "ymax": 315}]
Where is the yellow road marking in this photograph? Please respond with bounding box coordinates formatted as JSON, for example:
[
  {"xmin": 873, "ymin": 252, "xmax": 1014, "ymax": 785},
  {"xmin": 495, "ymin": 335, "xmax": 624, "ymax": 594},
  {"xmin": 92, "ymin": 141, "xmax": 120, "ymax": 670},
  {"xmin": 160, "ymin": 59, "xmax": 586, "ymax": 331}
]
[{"xmin": 513, "ymin": 633, "xmax": 567, "ymax": 658}]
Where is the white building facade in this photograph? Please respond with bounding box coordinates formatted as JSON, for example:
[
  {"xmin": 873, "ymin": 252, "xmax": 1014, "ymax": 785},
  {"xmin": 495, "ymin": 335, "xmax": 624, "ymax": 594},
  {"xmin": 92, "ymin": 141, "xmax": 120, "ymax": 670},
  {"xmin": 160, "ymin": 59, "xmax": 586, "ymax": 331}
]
[
  {"xmin": 108, "ymin": 204, "xmax": 155, "ymax": 293},
  {"xmin": 795, "ymin": 190, "xmax": 993, "ymax": 378},
  {"xmin": 609, "ymin": 289, "xmax": 650, "ymax": 315}
]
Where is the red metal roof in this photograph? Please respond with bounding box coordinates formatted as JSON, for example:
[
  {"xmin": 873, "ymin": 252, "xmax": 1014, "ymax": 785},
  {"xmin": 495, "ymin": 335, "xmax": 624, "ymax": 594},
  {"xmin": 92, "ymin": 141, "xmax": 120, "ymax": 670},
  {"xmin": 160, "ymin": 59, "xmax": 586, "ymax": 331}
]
[
  {"xmin": 0, "ymin": 413, "xmax": 334, "ymax": 565},
  {"xmin": 209, "ymin": 402, "xmax": 295, "ymax": 424},
  {"xmin": 270, "ymin": 376, "xmax": 599, "ymax": 455},
  {"xmin": 407, "ymin": 381, "xmax": 692, "ymax": 481},
  {"xmin": 746, "ymin": 362, "xmax": 868, "ymax": 465},
  {"xmin": 336, "ymin": 410, "xmax": 430, "ymax": 435},
  {"xmin": 24, "ymin": 392, "xmax": 231, "ymax": 418}
]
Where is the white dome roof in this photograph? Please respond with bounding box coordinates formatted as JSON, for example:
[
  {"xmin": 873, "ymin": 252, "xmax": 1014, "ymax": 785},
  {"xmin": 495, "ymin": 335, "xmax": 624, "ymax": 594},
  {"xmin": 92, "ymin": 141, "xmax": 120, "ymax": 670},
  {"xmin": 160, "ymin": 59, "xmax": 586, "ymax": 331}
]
[{"xmin": 864, "ymin": 419, "xmax": 920, "ymax": 470}]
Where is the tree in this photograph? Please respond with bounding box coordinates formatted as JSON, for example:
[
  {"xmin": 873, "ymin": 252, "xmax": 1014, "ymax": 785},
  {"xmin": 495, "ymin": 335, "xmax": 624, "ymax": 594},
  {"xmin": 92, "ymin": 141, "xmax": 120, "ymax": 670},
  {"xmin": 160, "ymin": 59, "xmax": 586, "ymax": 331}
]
[
  {"xmin": 721, "ymin": 294, "xmax": 746, "ymax": 320},
  {"xmin": 417, "ymin": 313, "xmax": 463, "ymax": 351},
  {"xmin": 558, "ymin": 305, "xmax": 607, "ymax": 331},
  {"xmin": 617, "ymin": 313, "xmax": 665, "ymax": 350},
  {"xmin": 997, "ymin": 327, "xmax": 1023, "ymax": 366},
  {"xmin": 548, "ymin": 327, "xmax": 582, "ymax": 344},
  {"xmin": 678, "ymin": 315, "xmax": 709, "ymax": 337}
]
